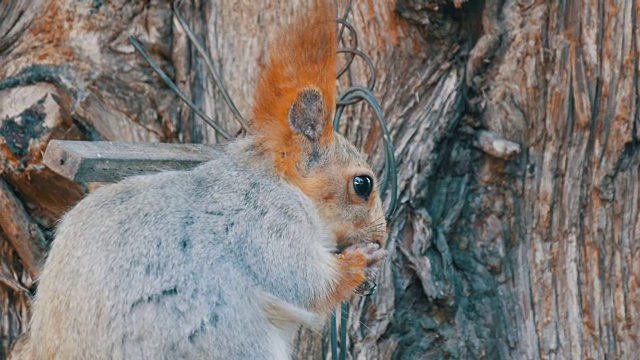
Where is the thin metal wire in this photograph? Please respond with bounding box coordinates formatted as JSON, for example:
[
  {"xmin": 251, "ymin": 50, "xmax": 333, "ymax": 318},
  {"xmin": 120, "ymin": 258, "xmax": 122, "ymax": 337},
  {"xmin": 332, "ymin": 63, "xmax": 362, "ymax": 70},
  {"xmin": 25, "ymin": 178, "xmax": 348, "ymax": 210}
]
[
  {"xmin": 339, "ymin": 302, "xmax": 349, "ymax": 360},
  {"xmin": 336, "ymin": 48, "xmax": 377, "ymax": 103},
  {"xmin": 336, "ymin": 19, "xmax": 358, "ymax": 79},
  {"xmin": 336, "ymin": 0, "xmax": 353, "ymax": 39},
  {"xmin": 173, "ymin": 0, "xmax": 250, "ymax": 133},
  {"xmin": 330, "ymin": 308, "xmax": 339, "ymax": 360},
  {"xmin": 129, "ymin": 36, "xmax": 233, "ymax": 140}
]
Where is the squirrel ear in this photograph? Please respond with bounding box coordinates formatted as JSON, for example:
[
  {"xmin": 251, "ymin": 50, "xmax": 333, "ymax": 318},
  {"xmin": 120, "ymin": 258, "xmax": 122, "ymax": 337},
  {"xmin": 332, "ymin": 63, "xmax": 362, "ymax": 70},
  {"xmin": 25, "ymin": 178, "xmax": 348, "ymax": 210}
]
[{"xmin": 288, "ymin": 88, "xmax": 327, "ymax": 141}]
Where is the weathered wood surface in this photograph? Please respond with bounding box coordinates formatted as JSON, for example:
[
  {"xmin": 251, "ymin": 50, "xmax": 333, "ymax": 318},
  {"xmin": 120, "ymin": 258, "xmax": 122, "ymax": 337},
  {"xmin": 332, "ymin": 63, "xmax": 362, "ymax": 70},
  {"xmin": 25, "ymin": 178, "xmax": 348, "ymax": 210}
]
[
  {"xmin": 0, "ymin": 179, "xmax": 45, "ymax": 278},
  {"xmin": 1, "ymin": 0, "xmax": 640, "ymax": 359},
  {"xmin": 43, "ymin": 140, "xmax": 220, "ymax": 182}
]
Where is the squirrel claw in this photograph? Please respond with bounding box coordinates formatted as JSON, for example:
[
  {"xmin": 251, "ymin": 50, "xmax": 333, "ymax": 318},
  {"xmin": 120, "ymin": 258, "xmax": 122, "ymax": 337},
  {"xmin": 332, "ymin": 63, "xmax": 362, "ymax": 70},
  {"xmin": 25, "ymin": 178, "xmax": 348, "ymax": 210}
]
[{"xmin": 355, "ymin": 280, "xmax": 377, "ymax": 296}]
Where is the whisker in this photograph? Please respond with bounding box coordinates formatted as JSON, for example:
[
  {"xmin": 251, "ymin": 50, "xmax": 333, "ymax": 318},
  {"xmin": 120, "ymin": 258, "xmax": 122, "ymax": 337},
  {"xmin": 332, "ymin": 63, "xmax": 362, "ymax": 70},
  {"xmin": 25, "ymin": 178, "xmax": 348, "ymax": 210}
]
[
  {"xmin": 356, "ymin": 319, "xmax": 374, "ymax": 333},
  {"xmin": 363, "ymin": 220, "xmax": 386, "ymax": 230},
  {"xmin": 365, "ymin": 215, "xmax": 386, "ymax": 226}
]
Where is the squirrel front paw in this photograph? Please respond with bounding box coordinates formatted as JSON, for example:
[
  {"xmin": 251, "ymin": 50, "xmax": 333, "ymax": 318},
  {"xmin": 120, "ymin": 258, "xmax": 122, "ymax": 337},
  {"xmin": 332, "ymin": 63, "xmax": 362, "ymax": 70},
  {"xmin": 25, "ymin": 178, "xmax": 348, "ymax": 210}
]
[
  {"xmin": 342, "ymin": 243, "xmax": 386, "ymax": 295},
  {"xmin": 314, "ymin": 243, "xmax": 388, "ymax": 313}
]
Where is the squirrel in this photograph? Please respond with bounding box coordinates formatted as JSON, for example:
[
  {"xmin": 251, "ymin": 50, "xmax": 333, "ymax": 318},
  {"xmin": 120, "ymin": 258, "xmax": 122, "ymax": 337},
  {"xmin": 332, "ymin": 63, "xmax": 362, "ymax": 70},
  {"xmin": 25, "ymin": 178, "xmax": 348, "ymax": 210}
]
[{"xmin": 10, "ymin": 1, "xmax": 388, "ymax": 359}]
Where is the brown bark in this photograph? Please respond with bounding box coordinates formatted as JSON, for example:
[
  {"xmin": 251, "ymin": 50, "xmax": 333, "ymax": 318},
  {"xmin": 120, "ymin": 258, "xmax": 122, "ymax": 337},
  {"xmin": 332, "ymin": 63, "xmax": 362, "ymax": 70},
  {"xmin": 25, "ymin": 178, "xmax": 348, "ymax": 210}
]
[{"xmin": 1, "ymin": 0, "xmax": 639, "ymax": 359}]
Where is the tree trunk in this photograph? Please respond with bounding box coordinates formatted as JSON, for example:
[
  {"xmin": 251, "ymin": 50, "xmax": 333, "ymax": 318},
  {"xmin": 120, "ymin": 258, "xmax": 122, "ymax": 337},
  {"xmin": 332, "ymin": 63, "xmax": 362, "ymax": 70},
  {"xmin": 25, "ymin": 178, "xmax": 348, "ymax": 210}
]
[{"xmin": 1, "ymin": 0, "xmax": 638, "ymax": 359}]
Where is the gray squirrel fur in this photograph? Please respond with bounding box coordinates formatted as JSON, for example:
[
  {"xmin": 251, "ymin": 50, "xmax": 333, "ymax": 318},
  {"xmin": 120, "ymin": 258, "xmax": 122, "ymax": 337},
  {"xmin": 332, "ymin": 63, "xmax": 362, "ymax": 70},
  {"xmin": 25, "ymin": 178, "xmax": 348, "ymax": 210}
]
[{"xmin": 10, "ymin": 3, "xmax": 388, "ymax": 359}]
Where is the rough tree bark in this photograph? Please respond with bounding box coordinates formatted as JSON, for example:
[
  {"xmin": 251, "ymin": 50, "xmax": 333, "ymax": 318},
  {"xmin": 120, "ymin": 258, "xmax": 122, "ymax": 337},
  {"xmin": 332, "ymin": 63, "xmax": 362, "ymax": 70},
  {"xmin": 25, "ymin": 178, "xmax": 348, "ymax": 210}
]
[{"xmin": 1, "ymin": 0, "xmax": 638, "ymax": 359}]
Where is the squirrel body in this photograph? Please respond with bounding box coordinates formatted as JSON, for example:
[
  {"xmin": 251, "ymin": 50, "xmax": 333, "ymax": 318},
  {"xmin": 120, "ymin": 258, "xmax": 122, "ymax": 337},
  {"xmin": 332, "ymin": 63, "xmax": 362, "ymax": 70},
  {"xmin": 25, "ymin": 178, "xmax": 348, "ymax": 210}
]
[{"xmin": 11, "ymin": 2, "xmax": 387, "ymax": 359}]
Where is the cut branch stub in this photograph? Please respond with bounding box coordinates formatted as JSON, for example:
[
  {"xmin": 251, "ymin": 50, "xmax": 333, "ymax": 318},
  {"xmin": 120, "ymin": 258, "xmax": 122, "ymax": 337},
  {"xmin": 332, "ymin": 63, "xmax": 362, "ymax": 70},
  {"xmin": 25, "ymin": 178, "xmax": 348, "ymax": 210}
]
[{"xmin": 43, "ymin": 140, "xmax": 221, "ymax": 183}]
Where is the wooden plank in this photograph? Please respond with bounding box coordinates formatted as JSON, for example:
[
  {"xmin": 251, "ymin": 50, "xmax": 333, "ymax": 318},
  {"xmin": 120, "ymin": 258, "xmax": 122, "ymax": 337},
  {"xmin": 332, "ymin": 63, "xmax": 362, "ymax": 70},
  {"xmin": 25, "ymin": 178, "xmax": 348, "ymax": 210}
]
[{"xmin": 43, "ymin": 140, "xmax": 221, "ymax": 183}]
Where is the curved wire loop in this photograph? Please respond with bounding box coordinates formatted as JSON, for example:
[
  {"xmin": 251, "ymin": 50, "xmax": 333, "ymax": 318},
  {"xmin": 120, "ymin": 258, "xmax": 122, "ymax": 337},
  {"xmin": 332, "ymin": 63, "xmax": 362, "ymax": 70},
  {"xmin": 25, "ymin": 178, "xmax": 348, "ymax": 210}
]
[
  {"xmin": 336, "ymin": 19, "xmax": 358, "ymax": 79},
  {"xmin": 336, "ymin": 48, "xmax": 377, "ymax": 104},
  {"xmin": 334, "ymin": 86, "xmax": 398, "ymax": 219}
]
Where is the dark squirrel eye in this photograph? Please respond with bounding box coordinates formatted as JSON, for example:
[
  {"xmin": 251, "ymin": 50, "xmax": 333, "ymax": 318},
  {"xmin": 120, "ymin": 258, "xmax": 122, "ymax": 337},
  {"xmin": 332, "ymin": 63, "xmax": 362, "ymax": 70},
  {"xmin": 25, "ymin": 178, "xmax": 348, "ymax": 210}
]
[{"xmin": 353, "ymin": 175, "xmax": 373, "ymax": 199}]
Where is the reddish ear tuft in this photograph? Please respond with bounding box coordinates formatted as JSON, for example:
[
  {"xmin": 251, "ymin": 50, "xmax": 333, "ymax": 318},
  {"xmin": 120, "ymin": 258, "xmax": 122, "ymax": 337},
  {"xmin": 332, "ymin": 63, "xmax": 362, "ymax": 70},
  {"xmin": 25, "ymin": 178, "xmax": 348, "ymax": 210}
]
[{"xmin": 251, "ymin": 2, "xmax": 337, "ymax": 181}]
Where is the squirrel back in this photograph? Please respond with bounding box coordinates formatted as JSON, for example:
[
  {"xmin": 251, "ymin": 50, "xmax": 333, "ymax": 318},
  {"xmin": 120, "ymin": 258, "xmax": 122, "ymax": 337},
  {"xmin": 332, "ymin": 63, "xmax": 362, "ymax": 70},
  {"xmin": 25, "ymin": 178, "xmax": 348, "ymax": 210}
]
[{"xmin": 11, "ymin": 2, "xmax": 387, "ymax": 359}]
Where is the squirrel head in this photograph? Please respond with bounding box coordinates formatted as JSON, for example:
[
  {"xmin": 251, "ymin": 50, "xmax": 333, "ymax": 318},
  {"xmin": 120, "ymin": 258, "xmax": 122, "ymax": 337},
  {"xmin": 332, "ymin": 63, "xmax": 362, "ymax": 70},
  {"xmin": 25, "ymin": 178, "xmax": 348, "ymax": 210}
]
[{"xmin": 249, "ymin": 1, "xmax": 387, "ymax": 249}]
